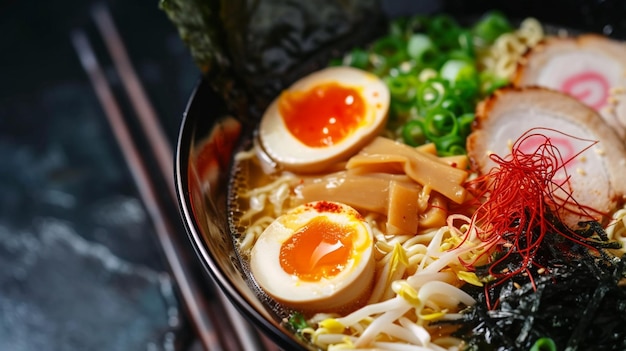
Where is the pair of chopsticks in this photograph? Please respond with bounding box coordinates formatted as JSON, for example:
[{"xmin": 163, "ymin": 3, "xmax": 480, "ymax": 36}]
[{"xmin": 71, "ymin": 3, "xmax": 278, "ymax": 350}]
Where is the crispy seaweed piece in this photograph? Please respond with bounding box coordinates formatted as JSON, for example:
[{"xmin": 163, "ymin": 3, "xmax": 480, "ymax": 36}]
[
  {"xmin": 160, "ymin": 0, "xmax": 387, "ymax": 121},
  {"xmin": 452, "ymin": 221, "xmax": 626, "ymax": 351}
]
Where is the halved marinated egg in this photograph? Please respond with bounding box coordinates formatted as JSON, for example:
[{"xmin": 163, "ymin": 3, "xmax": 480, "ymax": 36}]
[
  {"xmin": 258, "ymin": 66, "xmax": 390, "ymax": 173},
  {"xmin": 249, "ymin": 201, "xmax": 375, "ymax": 314}
]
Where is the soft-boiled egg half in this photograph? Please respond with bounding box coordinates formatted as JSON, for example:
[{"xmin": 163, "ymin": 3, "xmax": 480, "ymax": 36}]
[
  {"xmin": 250, "ymin": 201, "xmax": 375, "ymax": 314},
  {"xmin": 258, "ymin": 66, "xmax": 390, "ymax": 173}
]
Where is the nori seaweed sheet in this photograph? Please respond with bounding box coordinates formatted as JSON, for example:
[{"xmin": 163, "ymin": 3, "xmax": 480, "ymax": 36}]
[
  {"xmin": 452, "ymin": 221, "xmax": 626, "ymax": 351},
  {"xmin": 160, "ymin": 0, "xmax": 386, "ymax": 122}
]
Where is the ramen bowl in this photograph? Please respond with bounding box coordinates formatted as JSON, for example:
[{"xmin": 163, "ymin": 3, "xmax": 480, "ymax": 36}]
[{"xmin": 175, "ymin": 2, "xmax": 626, "ymax": 349}]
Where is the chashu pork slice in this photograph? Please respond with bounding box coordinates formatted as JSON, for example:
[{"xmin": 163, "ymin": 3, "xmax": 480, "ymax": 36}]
[
  {"xmin": 467, "ymin": 87, "xmax": 626, "ymax": 226},
  {"xmin": 513, "ymin": 34, "xmax": 626, "ymax": 139}
]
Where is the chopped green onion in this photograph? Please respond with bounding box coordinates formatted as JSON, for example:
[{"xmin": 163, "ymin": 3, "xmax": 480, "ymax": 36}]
[
  {"xmin": 440, "ymin": 96, "xmax": 468, "ymax": 117},
  {"xmin": 472, "ymin": 11, "xmax": 513, "ymax": 46},
  {"xmin": 446, "ymin": 49, "xmax": 474, "ymax": 63},
  {"xmin": 479, "ymin": 71, "xmax": 510, "ymax": 96},
  {"xmin": 287, "ymin": 312, "xmax": 310, "ymax": 332},
  {"xmin": 402, "ymin": 119, "xmax": 426, "ymax": 146},
  {"xmin": 407, "ymin": 34, "xmax": 438, "ymax": 67},
  {"xmin": 327, "ymin": 57, "xmax": 343, "ymax": 67},
  {"xmin": 530, "ymin": 337, "xmax": 557, "ymax": 351},
  {"xmin": 371, "ymin": 36, "xmax": 407, "ymax": 68},
  {"xmin": 446, "ymin": 144, "xmax": 466, "ymax": 156},
  {"xmin": 451, "ymin": 78, "xmax": 480, "ymax": 103},
  {"xmin": 416, "ymin": 78, "xmax": 448, "ymax": 112},
  {"xmin": 368, "ymin": 53, "xmax": 389, "ymax": 76},
  {"xmin": 436, "ymin": 135, "xmax": 466, "ymax": 156},
  {"xmin": 457, "ymin": 29, "xmax": 475, "ymax": 57},
  {"xmin": 427, "ymin": 15, "xmax": 461, "ymax": 36},
  {"xmin": 418, "ymin": 68, "xmax": 438, "ymax": 82},
  {"xmin": 423, "ymin": 107, "xmax": 458, "ymax": 138},
  {"xmin": 385, "ymin": 74, "xmax": 418, "ymax": 103},
  {"xmin": 389, "ymin": 100, "xmax": 416, "ymax": 123},
  {"xmin": 344, "ymin": 48, "xmax": 369, "ymax": 69},
  {"xmin": 388, "ymin": 17, "xmax": 408, "ymax": 38},
  {"xmin": 427, "ymin": 15, "xmax": 461, "ymax": 50},
  {"xmin": 440, "ymin": 59, "xmax": 477, "ymax": 84},
  {"xmin": 458, "ymin": 113, "xmax": 475, "ymax": 138}
]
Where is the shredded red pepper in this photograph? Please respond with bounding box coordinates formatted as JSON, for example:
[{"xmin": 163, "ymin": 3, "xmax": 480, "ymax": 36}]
[{"xmin": 460, "ymin": 128, "xmax": 604, "ymax": 304}]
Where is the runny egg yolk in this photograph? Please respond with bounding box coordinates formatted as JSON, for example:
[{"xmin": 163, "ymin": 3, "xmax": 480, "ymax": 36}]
[
  {"xmin": 279, "ymin": 216, "xmax": 354, "ymax": 282},
  {"xmin": 277, "ymin": 82, "xmax": 366, "ymax": 147},
  {"xmin": 249, "ymin": 200, "xmax": 375, "ymax": 313},
  {"xmin": 258, "ymin": 67, "xmax": 390, "ymax": 173}
]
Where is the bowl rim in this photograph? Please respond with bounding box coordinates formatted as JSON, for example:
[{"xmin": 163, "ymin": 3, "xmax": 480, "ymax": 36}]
[{"xmin": 174, "ymin": 78, "xmax": 310, "ymax": 350}]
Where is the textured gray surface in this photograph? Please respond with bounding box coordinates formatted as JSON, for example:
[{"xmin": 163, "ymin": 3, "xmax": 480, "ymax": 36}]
[{"xmin": 0, "ymin": 1, "xmax": 202, "ymax": 350}]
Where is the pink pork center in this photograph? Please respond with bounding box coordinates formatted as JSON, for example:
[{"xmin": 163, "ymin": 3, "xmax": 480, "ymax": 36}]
[
  {"xmin": 518, "ymin": 135, "xmax": 578, "ymax": 187},
  {"xmin": 560, "ymin": 71, "xmax": 610, "ymax": 110}
]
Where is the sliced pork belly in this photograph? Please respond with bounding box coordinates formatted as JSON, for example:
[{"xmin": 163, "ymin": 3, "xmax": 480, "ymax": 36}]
[
  {"xmin": 467, "ymin": 87, "xmax": 626, "ymax": 225},
  {"xmin": 513, "ymin": 34, "xmax": 626, "ymax": 139}
]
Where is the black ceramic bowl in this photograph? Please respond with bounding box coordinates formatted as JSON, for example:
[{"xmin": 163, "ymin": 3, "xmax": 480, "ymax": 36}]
[{"xmin": 175, "ymin": 2, "xmax": 626, "ymax": 349}]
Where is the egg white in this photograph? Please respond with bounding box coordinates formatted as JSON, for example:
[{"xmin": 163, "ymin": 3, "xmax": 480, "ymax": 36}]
[
  {"xmin": 258, "ymin": 66, "xmax": 390, "ymax": 173},
  {"xmin": 249, "ymin": 201, "xmax": 375, "ymax": 313}
]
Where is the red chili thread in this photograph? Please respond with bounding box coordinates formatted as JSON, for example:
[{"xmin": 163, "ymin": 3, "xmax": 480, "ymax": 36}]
[{"xmin": 461, "ymin": 128, "xmax": 602, "ymax": 295}]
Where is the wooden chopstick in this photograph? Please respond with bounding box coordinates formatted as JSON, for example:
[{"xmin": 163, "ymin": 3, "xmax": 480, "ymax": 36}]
[{"xmin": 71, "ymin": 26, "xmax": 228, "ymax": 351}]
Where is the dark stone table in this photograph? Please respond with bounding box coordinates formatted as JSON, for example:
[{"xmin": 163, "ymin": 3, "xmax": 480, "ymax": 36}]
[{"xmin": 0, "ymin": 1, "xmax": 234, "ymax": 350}]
